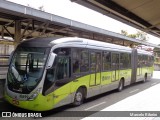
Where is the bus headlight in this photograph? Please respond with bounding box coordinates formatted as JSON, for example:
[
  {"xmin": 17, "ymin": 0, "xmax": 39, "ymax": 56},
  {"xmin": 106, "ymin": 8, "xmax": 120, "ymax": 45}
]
[{"xmin": 28, "ymin": 88, "xmax": 42, "ymax": 101}]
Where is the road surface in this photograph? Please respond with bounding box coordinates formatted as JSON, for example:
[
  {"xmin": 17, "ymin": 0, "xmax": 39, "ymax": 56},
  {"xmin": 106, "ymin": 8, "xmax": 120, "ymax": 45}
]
[{"xmin": 0, "ymin": 77, "xmax": 160, "ymax": 119}]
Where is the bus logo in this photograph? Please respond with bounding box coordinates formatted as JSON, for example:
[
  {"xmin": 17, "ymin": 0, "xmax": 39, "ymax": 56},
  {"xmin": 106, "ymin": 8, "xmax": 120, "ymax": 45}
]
[{"xmin": 12, "ymin": 97, "xmax": 19, "ymax": 105}]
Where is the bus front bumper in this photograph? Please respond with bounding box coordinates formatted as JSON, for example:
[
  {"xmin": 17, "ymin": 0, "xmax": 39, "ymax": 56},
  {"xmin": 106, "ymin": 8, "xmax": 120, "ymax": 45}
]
[{"xmin": 4, "ymin": 93, "xmax": 54, "ymax": 111}]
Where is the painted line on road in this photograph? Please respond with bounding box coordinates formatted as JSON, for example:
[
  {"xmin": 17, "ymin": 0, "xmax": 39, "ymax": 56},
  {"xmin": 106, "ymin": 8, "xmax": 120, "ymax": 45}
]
[
  {"xmin": 84, "ymin": 102, "xmax": 106, "ymax": 111},
  {"xmin": 129, "ymin": 89, "xmax": 139, "ymax": 94},
  {"xmin": 151, "ymin": 82, "xmax": 157, "ymax": 86}
]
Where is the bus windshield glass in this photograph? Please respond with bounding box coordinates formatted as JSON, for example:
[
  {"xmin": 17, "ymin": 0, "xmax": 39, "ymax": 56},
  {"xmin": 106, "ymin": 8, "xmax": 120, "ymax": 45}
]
[{"xmin": 7, "ymin": 47, "xmax": 48, "ymax": 94}]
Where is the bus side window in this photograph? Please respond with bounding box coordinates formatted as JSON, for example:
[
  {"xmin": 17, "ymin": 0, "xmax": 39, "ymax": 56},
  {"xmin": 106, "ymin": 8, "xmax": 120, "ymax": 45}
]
[
  {"xmin": 80, "ymin": 50, "xmax": 89, "ymax": 72},
  {"xmin": 138, "ymin": 55, "xmax": 141, "ymax": 67},
  {"xmin": 72, "ymin": 48, "xmax": 89, "ymax": 73},
  {"xmin": 53, "ymin": 47, "xmax": 71, "ymax": 80},
  {"xmin": 90, "ymin": 52, "xmax": 96, "ymax": 72},
  {"xmin": 56, "ymin": 57, "xmax": 69, "ymax": 80},
  {"xmin": 46, "ymin": 68, "xmax": 55, "ymax": 82},
  {"xmin": 73, "ymin": 60, "xmax": 79, "ymax": 73},
  {"xmin": 72, "ymin": 49, "xmax": 80, "ymax": 73},
  {"xmin": 103, "ymin": 51, "xmax": 111, "ymax": 71},
  {"xmin": 120, "ymin": 53, "xmax": 130, "ymax": 69}
]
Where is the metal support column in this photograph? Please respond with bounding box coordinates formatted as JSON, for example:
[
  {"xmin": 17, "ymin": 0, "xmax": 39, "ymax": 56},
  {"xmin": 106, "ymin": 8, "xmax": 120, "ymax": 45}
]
[
  {"xmin": 1, "ymin": 26, "xmax": 4, "ymax": 38},
  {"xmin": 14, "ymin": 20, "xmax": 21, "ymax": 47}
]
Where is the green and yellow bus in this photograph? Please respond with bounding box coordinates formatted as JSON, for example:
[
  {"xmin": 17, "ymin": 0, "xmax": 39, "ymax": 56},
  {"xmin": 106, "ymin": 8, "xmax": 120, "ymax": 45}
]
[{"xmin": 5, "ymin": 37, "xmax": 154, "ymax": 111}]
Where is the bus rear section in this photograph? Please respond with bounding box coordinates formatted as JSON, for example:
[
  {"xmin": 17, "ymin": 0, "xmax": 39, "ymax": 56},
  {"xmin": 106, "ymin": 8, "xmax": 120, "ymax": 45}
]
[{"xmin": 131, "ymin": 49, "xmax": 154, "ymax": 84}]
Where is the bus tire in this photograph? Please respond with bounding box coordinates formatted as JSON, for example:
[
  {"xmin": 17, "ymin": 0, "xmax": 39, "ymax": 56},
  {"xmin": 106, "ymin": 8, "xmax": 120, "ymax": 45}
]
[
  {"xmin": 117, "ymin": 79, "xmax": 124, "ymax": 92},
  {"xmin": 72, "ymin": 88, "xmax": 85, "ymax": 106},
  {"xmin": 143, "ymin": 73, "xmax": 147, "ymax": 83}
]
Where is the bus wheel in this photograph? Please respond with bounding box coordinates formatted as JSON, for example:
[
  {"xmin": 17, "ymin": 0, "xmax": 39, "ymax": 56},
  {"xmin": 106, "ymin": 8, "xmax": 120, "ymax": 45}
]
[
  {"xmin": 117, "ymin": 79, "xmax": 124, "ymax": 92},
  {"xmin": 73, "ymin": 88, "xmax": 84, "ymax": 106},
  {"xmin": 143, "ymin": 74, "xmax": 147, "ymax": 83}
]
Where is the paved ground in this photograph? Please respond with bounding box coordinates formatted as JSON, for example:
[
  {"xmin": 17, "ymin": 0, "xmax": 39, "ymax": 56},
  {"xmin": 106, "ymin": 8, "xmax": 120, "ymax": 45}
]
[
  {"xmin": 0, "ymin": 71, "xmax": 160, "ymax": 120},
  {"xmin": 82, "ymin": 71, "xmax": 160, "ymax": 120}
]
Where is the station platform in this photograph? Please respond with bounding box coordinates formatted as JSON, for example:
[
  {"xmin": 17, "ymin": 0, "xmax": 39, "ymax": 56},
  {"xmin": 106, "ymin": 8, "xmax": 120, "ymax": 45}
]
[{"xmin": 83, "ymin": 71, "xmax": 160, "ymax": 120}]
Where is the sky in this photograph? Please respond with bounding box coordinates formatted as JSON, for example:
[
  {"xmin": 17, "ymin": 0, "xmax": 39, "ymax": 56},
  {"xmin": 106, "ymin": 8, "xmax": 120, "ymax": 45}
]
[{"xmin": 7, "ymin": 0, "xmax": 160, "ymax": 45}]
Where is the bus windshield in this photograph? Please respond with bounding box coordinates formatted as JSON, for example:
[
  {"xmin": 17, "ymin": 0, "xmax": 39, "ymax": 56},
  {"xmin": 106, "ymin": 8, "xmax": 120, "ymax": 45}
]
[{"xmin": 7, "ymin": 47, "xmax": 48, "ymax": 94}]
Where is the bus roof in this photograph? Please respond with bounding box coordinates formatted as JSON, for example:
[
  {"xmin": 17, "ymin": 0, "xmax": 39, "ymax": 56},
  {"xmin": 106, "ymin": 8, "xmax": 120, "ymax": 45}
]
[
  {"xmin": 51, "ymin": 37, "xmax": 153, "ymax": 55},
  {"xmin": 51, "ymin": 37, "xmax": 132, "ymax": 52},
  {"xmin": 19, "ymin": 37, "xmax": 153, "ymax": 55},
  {"xmin": 19, "ymin": 37, "xmax": 60, "ymax": 47}
]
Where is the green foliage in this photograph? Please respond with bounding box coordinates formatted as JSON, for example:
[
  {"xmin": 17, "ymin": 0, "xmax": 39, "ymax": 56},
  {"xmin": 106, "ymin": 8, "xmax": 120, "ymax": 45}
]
[
  {"xmin": 153, "ymin": 44, "xmax": 160, "ymax": 52},
  {"xmin": 120, "ymin": 30, "xmax": 149, "ymax": 41},
  {"xmin": 121, "ymin": 30, "xmax": 128, "ymax": 36},
  {"xmin": 128, "ymin": 34, "xmax": 137, "ymax": 38}
]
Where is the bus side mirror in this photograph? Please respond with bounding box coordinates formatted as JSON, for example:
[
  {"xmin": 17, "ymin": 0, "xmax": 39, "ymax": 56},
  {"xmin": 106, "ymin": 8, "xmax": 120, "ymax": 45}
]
[{"xmin": 46, "ymin": 53, "xmax": 57, "ymax": 69}]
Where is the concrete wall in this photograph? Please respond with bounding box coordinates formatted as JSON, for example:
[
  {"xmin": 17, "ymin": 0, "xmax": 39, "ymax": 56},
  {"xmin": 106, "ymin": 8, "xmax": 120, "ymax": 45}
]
[
  {"xmin": 154, "ymin": 64, "xmax": 160, "ymax": 71},
  {"xmin": 0, "ymin": 68, "xmax": 7, "ymax": 98},
  {"xmin": 0, "ymin": 79, "xmax": 5, "ymax": 98}
]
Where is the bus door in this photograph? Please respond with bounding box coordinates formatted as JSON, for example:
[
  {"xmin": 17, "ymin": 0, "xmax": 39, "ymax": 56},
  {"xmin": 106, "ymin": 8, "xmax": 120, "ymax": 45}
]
[
  {"xmin": 137, "ymin": 55, "xmax": 142, "ymax": 76},
  {"xmin": 111, "ymin": 53, "xmax": 119, "ymax": 82},
  {"xmin": 44, "ymin": 48, "xmax": 71, "ymax": 105},
  {"xmin": 53, "ymin": 56, "xmax": 71, "ymax": 105},
  {"xmin": 90, "ymin": 51, "xmax": 101, "ymax": 86}
]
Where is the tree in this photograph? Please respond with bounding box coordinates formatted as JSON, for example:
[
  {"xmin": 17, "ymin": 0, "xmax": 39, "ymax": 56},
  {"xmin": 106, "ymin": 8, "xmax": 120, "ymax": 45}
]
[
  {"xmin": 120, "ymin": 30, "xmax": 149, "ymax": 41},
  {"xmin": 38, "ymin": 6, "xmax": 45, "ymax": 11},
  {"xmin": 153, "ymin": 44, "xmax": 160, "ymax": 57},
  {"xmin": 128, "ymin": 34, "xmax": 137, "ymax": 39},
  {"xmin": 153, "ymin": 44, "xmax": 160, "ymax": 64},
  {"xmin": 121, "ymin": 30, "xmax": 128, "ymax": 36},
  {"xmin": 136, "ymin": 31, "xmax": 149, "ymax": 41}
]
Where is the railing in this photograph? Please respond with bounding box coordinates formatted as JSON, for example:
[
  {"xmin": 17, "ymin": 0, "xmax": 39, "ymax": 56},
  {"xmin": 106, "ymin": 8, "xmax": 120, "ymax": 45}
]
[{"xmin": 0, "ymin": 55, "xmax": 9, "ymax": 80}]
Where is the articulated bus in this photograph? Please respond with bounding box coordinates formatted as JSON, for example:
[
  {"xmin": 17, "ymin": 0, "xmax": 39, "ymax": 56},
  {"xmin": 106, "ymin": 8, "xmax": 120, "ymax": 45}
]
[{"xmin": 5, "ymin": 37, "xmax": 154, "ymax": 111}]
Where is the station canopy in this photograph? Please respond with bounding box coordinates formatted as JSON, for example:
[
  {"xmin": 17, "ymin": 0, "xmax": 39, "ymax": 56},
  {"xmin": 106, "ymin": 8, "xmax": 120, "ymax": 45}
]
[
  {"xmin": 0, "ymin": 0, "xmax": 160, "ymax": 48},
  {"xmin": 72, "ymin": 0, "xmax": 160, "ymax": 39}
]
